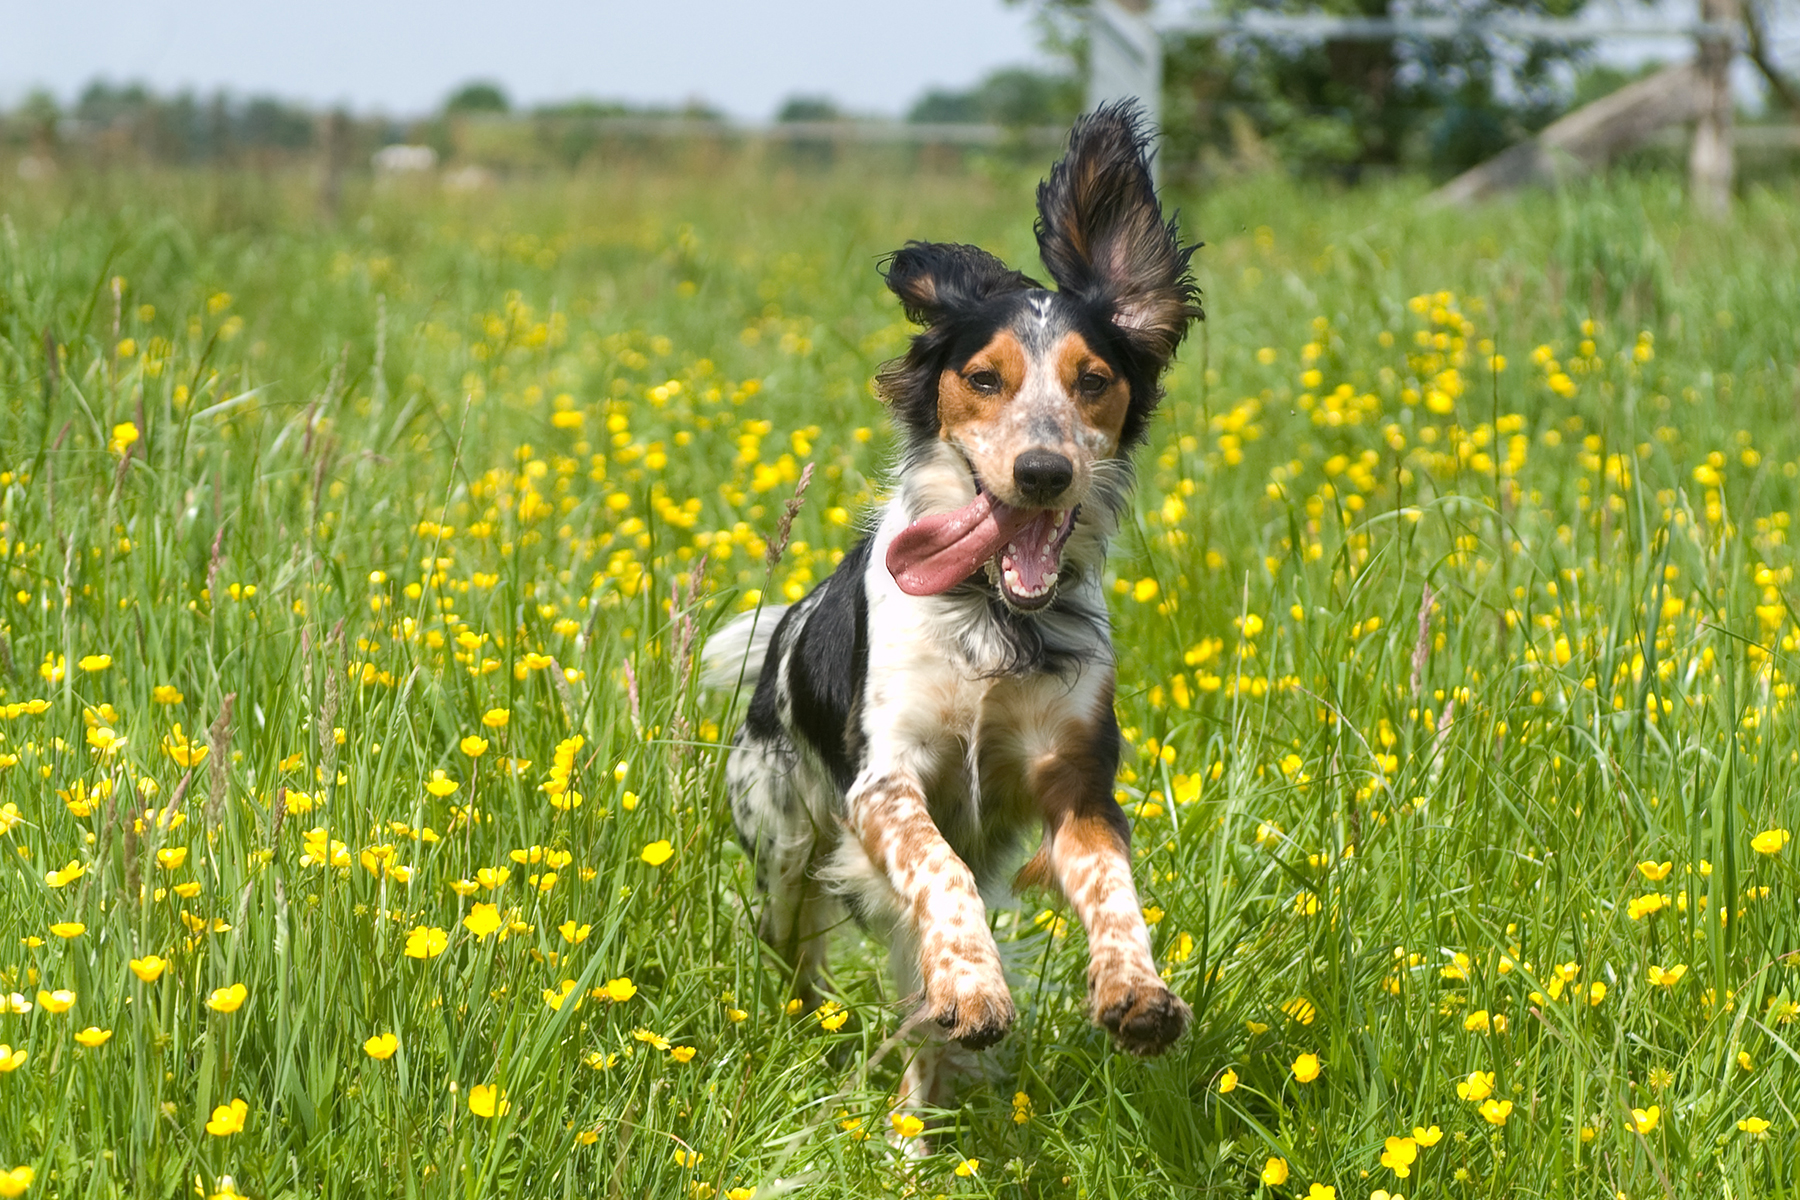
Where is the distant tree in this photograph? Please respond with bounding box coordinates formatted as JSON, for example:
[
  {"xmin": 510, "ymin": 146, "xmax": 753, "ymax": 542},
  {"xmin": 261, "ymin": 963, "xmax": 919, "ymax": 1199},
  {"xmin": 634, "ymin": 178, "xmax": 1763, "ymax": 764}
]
[
  {"xmin": 241, "ymin": 96, "xmax": 315, "ymax": 149},
  {"xmin": 533, "ymin": 98, "xmax": 637, "ymax": 119},
  {"xmin": 908, "ymin": 88, "xmax": 986, "ymax": 123},
  {"xmin": 18, "ymin": 89, "xmax": 60, "ymax": 149},
  {"xmin": 907, "ymin": 66, "xmax": 1081, "ymax": 126},
  {"xmin": 75, "ymin": 81, "xmax": 152, "ymax": 125},
  {"xmin": 445, "ymin": 81, "xmax": 510, "ymax": 115},
  {"xmin": 776, "ymin": 95, "xmax": 842, "ymax": 122}
]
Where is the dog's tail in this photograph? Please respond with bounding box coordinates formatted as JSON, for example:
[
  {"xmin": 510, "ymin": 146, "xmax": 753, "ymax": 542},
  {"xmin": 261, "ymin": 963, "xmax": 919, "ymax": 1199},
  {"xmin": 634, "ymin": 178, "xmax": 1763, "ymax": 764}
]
[{"xmin": 700, "ymin": 605, "xmax": 789, "ymax": 692}]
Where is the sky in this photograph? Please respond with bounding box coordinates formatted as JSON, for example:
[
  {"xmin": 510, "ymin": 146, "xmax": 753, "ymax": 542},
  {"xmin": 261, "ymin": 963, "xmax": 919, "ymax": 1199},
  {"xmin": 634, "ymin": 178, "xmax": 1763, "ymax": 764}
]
[{"xmin": 0, "ymin": 0, "xmax": 1062, "ymax": 119}]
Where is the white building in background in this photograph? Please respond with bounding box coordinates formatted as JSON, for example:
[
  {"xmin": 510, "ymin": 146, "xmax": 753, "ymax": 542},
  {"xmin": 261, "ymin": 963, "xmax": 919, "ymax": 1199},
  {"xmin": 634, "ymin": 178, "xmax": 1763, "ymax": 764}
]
[{"xmin": 371, "ymin": 144, "xmax": 437, "ymax": 173}]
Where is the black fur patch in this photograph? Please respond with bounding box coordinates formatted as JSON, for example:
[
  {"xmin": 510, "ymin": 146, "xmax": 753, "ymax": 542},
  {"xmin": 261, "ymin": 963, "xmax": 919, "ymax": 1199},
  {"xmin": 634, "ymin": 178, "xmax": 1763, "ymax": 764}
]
[{"xmin": 783, "ymin": 537, "xmax": 872, "ymax": 793}]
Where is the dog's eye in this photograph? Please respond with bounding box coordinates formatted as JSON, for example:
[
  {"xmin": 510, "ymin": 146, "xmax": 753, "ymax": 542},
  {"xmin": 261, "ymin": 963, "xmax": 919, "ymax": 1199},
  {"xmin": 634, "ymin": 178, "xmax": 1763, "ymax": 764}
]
[
  {"xmin": 1078, "ymin": 371, "xmax": 1111, "ymax": 396},
  {"xmin": 966, "ymin": 369, "xmax": 1002, "ymax": 394}
]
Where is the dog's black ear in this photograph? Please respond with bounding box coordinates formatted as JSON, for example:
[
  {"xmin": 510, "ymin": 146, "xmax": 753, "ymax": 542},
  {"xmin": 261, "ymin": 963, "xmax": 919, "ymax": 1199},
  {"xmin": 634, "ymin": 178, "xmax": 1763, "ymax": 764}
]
[
  {"xmin": 1035, "ymin": 101, "xmax": 1200, "ymax": 364},
  {"xmin": 881, "ymin": 241, "xmax": 1040, "ymax": 326}
]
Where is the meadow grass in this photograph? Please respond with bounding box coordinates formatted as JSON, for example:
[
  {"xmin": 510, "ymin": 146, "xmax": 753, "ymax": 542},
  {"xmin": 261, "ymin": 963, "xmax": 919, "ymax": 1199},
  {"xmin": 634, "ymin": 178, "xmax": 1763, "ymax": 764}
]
[{"xmin": 1, "ymin": 153, "xmax": 1798, "ymax": 1198}]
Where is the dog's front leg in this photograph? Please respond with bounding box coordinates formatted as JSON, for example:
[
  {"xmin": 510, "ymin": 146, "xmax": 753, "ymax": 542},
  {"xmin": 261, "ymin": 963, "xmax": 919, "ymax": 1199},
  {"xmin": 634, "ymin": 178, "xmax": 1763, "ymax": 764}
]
[
  {"xmin": 849, "ymin": 772, "xmax": 1015, "ymax": 1049},
  {"xmin": 1036, "ymin": 729, "xmax": 1191, "ymax": 1056}
]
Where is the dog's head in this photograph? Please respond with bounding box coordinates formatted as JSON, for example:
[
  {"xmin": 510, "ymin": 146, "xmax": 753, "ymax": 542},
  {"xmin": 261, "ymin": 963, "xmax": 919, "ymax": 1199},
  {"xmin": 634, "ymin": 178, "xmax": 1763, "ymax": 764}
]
[{"xmin": 877, "ymin": 101, "xmax": 1201, "ymax": 611}]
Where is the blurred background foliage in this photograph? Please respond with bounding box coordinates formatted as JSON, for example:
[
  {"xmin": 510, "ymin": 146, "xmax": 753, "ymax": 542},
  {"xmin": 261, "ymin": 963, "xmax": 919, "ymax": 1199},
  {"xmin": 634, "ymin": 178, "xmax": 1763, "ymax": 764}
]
[{"xmin": 0, "ymin": 0, "xmax": 1790, "ymax": 182}]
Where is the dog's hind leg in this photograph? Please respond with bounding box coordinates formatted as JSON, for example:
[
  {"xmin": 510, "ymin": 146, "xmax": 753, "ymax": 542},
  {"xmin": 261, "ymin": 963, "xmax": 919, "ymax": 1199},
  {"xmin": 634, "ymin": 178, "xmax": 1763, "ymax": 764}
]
[
  {"xmin": 728, "ymin": 731, "xmax": 832, "ymax": 1003},
  {"xmin": 757, "ymin": 834, "xmax": 832, "ymax": 1005}
]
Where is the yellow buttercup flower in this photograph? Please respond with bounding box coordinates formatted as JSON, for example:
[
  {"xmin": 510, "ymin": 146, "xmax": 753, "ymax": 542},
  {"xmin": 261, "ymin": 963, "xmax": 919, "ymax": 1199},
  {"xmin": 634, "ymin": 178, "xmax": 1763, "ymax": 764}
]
[
  {"xmin": 1456, "ymin": 1071, "xmax": 1494, "ymax": 1102},
  {"xmin": 1261, "ymin": 1157, "xmax": 1289, "ymax": 1186},
  {"xmin": 889, "ymin": 1113, "xmax": 924, "ymax": 1139},
  {"xmin": 206, "ymin": 1098, "xmax": 248, "ymax": 1136},
  {"xmin": 460, "ymin": 735, "xmax": 489, "ymax": 757},
  {"xmin": 0, "ymin": 1167, "xmax": 34, "ymax": 1197},
  {"xmin": 1479, "ymin": 1098, "xmax": 1513, "ymax": 1125},
  {"xmin": 1637, "ymin": 860, "xmax": 1673, "ymax": 881},
  {"xmin": 468, "ymin": 1084, "xmax": 508, "ymax": 1118},
  {"xmin": 49, "ymin": 922, "xmax": 85, "ymax": 939},
  {"xmin": 79, "ymin": 654, "xmax": 112, "ymax": 673},
  {"xmin": 1010, "ymin": 1092, "xmax": 1035, "ymax": 1125},
  {"xmin": 640, "ymin": 840, "xmax": 674, "ymax": 867},
  {"xmin": 1380, "ymin": 1136, "xmax": 1418, "ymax": 1177},
  {"xmin": 163, "ymin": 725, "xmax": 208, "ymax": 768},
  {"xmin": 37, "ymin": 989, "xmax": 75, "ymax": 1014},
  {"xmin": 364, "ymin": 1032, "xmax": 399, "ymax": 1060},
  {"xmin": 1291, "ymin": 1052, "xmax": 1321, "ymax": 1083},
  {"xmin": 1631, "ymin": 1105, "xmax": 1659, "ymax": 1134},
  {"xmin": 1218, "ymin": 1068, "xmax": 1238, "ymax": 1093},
  {"xmin": 463, "ymin": 903, "xmax": 503, "ymax": 939},
  {"xmin": 45, "ymin": 861, "xmax": 85, "ymax": 888},
  {"xmin": 74, "ymin": 1026, "xmax": 112, "ymax": 1047},
  {"xmin": 954, "ymin": 1158, "xmax": 980, "ymax": 1177},
  {"xmin": 425, "ymin": 770, "xmax": 459, "ymax": 797},
  {"xmin": 205, "ymin": 983, "xmax": 248, "ymax": 1013},
  {"xmin": 404, "ymin": 926, "xmax": 449, "ymax": 958},
  {"xmin": 1752, "ymin": 828, "xmax": 1790, "ymax": 854},
  {"xmin": 0, "ymin": 1046, "xmax": 27, "ymax": 1071}
]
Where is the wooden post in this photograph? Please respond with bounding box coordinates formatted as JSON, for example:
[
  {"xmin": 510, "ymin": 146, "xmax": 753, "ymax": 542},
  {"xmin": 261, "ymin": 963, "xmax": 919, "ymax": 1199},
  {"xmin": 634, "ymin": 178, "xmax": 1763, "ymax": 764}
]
[
  {"xmin": 1689, "ymin": 0, "xmax": 1740, "ymax": 218},
  {"xmin": 1088, "ymin": 0, "xmax": 1164, "ymax": 182},
  {"xmin": 319, "ymin": 109, "xmax": 351, "ymax": 221}
]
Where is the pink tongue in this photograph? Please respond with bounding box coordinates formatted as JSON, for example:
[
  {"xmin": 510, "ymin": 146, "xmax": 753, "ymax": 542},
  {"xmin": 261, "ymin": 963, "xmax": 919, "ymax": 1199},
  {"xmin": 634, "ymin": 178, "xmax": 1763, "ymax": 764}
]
[
  {"xmin": 1002, "ymin": 511, "xmax": 1060, "ymax": 594},
  {"xmin": 886, "ymin": 492, "xmax": 1032, "ymax": 596}
]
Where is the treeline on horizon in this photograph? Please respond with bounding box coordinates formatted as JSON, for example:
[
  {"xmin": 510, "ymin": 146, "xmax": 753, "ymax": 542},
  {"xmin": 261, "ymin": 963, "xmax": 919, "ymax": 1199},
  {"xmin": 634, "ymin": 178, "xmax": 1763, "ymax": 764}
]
[
  {"xmin": 0, "ymin": 70, "xmax": 1083, "ymax": 171},
  {"xmin": 1, "ymin": 45, "xmax": 1778, "ymax": 181}
]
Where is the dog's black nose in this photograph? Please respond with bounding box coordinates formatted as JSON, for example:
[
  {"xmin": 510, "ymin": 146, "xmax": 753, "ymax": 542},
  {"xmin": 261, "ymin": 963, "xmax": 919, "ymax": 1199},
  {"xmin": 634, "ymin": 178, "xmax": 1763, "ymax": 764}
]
[{"xmin": 1013, "ymin": 449, "xmax": 1074, "ymax": 503}]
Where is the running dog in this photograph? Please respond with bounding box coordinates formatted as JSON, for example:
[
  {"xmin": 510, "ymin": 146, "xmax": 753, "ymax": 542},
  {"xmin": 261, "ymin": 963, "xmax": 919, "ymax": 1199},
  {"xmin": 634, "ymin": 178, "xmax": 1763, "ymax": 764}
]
[{"xmin": 706, "ymin": 101, "xmax": 1200, "ymax": 1107}]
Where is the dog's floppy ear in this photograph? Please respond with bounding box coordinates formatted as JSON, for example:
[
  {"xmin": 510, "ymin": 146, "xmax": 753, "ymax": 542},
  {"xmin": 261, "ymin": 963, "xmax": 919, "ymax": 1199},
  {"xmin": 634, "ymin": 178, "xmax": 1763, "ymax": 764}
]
[
  {"xmin": 1035, "ymin": 101, "xmax": 1200, "ymax": 364},
  {"xmin": 881, "ymin": 241, "xmax": 1040, "ymax": 327}
]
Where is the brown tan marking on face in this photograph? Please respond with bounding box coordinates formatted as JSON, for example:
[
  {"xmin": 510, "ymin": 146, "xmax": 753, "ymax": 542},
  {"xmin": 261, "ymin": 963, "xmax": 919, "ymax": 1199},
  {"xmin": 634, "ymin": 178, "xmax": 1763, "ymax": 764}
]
[
  {"xmin": 1054, "ymin": 331, "xmax": 1129, "ymax": 454},
  {"xmin": 937, "ymin": 330, "xmax": 1026, "ymax": 437}
]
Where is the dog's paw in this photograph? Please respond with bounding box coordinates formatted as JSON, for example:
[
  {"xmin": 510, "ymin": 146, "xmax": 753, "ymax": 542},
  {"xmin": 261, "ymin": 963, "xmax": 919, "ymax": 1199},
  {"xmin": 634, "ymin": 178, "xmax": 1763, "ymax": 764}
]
[
  {"xmin": 923, "ymin": 964, "xmax": 1015, "ymax": 1050},
  {"xmin": 1092, "ymin": 971, "xmax": 1191, "ymax": 1056}
]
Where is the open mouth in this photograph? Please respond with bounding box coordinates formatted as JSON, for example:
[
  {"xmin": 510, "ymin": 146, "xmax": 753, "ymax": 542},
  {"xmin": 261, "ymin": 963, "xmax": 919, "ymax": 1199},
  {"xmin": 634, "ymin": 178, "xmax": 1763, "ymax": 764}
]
[{"xmin": 885, "ymin": 483, "xmax": 1079, "ymax": 611}]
